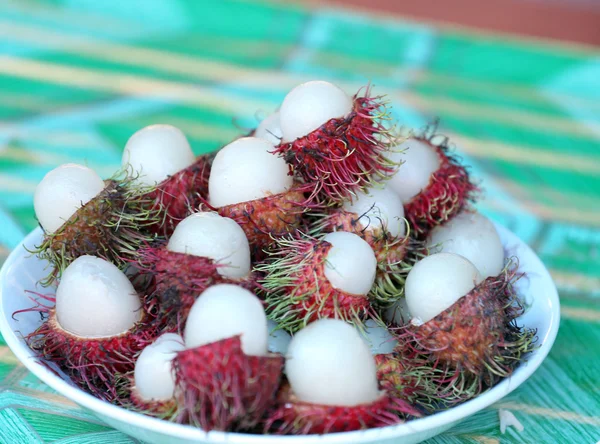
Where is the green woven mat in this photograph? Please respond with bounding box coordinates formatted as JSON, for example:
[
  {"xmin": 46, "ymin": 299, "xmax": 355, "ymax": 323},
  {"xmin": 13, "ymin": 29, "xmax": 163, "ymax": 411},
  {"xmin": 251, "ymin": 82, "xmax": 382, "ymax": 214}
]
[{"xmin": 0, "ymin": 0, "xmax": 599, "ymax": 442}]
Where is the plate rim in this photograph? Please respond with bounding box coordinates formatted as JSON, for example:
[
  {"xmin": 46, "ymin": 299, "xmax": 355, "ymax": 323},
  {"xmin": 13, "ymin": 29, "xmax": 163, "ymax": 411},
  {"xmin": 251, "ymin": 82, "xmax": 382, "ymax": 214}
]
[{"xmin": 0, "ymin": 225, "xmax": 560, "ymax": 443}]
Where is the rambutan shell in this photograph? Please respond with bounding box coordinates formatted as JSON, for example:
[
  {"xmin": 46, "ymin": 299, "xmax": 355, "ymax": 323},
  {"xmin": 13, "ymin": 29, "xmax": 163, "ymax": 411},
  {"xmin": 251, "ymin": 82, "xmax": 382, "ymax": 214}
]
[
  {"xmin": 27, "ymin": 309, "xmax": 157, "ymax": 402},
  {"xmin": 173, "ymin": 336, "xmax": 284, "ymax": 431},
  {"xmin": 265, "ymin": 382, "xmax": 415, "ymax": 435}
]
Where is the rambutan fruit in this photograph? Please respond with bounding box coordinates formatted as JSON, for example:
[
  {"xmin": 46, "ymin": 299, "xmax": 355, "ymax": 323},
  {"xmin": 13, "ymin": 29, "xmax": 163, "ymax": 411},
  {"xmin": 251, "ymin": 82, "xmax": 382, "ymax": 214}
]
[
  {"xmin": 310, "ymin": 186, "xmax": 422, "ymax": 304},
  {"xmin": 274, "ymin": 81, "xmax": 396, "ymax": 203},
  {"xmin": 402, "ymin": 253, "xmax": 537, "ymax": 390},
  {"xmin": 120, "ymin": 333, "xmax": 184, "ymax": 418},
  {"xmin": 386, "ymin": 128, "xmax": 478, "ymax": 237},
  {"xmin": 208, "ymin": 137, "xmax": 310, "ymax": 258},
  {"xmin": 25, "ymin": 256, "xmax": 157, "ymax": 401},
  {"xmin": 265, "ymin": 319, "xmax": 419, "ymax": 435},
  {"xmin": 33, "ymin": 164, "xmax": 159, "ymax": 285},
  {"xmin": 427, "ymin": 210, "xmax": 505, "ymax": 278},
  {"xmin": 257, "ymin": 231, "xmax": 378, "ymax": 332},
  {"xmin": 135, "ymin": 212, "xmax": 257, "ymax": 330},
  {"xmin": 173, "ymin": 284, "xmax": 284, "ymax": 431},
  {"xmin": 122, "ymin": 124, "xmax": 212, "ymax": 236}
]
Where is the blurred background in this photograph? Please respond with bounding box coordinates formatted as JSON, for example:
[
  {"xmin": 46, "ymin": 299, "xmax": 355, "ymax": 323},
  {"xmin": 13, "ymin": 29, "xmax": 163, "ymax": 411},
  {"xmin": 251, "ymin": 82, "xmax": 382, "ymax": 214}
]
[{"xmin": 0, "ymin": 1, "xmax": 598, "ymax": 443}]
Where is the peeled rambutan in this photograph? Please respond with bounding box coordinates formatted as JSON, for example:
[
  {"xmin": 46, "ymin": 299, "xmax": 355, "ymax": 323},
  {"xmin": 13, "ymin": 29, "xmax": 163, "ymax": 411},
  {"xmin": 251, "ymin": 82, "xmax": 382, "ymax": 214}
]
[
  {"xmin": 115, "ymin": 333, "xmax": 185, "ymax": 418},
  {"xmin": 402, "ymin": 253, "xmax": 537, "ymax": 391},
  {"xmin": 134, "ymin": 212, "xmax": 258, "ymax": 330},
  {"xmin": 32, "ymin": 164, "xmax": 160, "ymax": 285},
  {"xmin": 122, "ymin": 125, "xmax": 213, "ymax": 237},
  {"xmin": 173, "ymin": 285, "xmax": 284, "ymax": 431},
  {"xmin": 208, "ymin": 137, "xmax": 311, "ymax": 258},
  {"xmin": 274, "ymin": 81, "xmax": 396, "ymax": 203},
  {"xmin": 386, "ymin": 127, "xmax": 478, "ymax": 237},
  {"xmin": 257, "ymin": 232, "xmax": 378, "ymax": 332},
  {"xmin": 24, "ymin": 256, "xmax": 157, "ymax": 401},
  {"xmin": 265, "ymin": 319, "xmax": 419, "ymax": 435}
]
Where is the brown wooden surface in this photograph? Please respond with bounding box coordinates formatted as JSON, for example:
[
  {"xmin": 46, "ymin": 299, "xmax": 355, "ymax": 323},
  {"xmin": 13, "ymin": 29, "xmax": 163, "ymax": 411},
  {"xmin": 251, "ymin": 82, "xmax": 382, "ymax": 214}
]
[{"xmin": 303, "ymin": 0, "xmax": 600, "ymax": 46}]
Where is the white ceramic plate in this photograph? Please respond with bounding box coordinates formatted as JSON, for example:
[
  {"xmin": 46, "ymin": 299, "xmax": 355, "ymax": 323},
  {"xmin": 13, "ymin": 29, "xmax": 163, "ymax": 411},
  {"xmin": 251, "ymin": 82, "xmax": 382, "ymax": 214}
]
[{"xmin": 0, "ymin": 224, "xmax": 559, "ymax": 444}]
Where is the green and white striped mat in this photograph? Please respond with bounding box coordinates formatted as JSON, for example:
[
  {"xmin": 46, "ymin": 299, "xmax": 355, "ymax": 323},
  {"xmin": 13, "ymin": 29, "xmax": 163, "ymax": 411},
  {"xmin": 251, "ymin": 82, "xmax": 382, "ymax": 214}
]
[{"xmin": 0, "ymin": 1, "xmax": 599, "ymax": 442}]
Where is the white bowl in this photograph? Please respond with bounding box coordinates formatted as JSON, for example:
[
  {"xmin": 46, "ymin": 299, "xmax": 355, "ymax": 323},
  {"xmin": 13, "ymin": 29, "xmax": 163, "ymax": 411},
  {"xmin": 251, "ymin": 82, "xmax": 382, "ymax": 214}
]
[{"xmin": 0, "ymin": 224, "xmax": 559, "ymax": 444}]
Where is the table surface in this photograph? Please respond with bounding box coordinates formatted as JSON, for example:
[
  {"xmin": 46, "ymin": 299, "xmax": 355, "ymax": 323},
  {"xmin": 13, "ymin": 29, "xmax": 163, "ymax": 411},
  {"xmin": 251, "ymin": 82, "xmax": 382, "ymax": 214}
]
[{"xmin": 0, "ymin": 1, "xmax": 599, "ymax": 443}]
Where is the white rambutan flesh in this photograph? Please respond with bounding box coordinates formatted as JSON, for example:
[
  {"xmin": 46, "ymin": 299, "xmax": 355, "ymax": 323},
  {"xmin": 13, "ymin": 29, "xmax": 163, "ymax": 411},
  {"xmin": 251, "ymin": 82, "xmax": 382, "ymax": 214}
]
[
  {"xmin": 208, "ymin": 137, "xmax": 293, "ymax": 208},
  {"xmin": 121, "ymin": 124, "xmax": 195, "ymax": 187},
  {"xmin": 285, "ymin": 319, "xmax": 381, "ymax": 406},
  {"xmin": 254, "ymin": 111, "xmax": 283, "ymax": 146},
  {"xmin": 167, "ymin": 212, "xmax": 251, "ymax": 279},
  {"xmin": 362, "ymin": 320, "xmax": 398, "ymax": 355},
  {"xmin": 323, "ymin": 231, "xmax": 377, "ymax": 296},
  {"xmin": 427, "ymin": 211, "xmax": 504, "ymax": 279},
  {"xmin": 405, "ymin": 252, "xmax": 482, "ymax": 324},
  {"xmin": 267, "ymin": 319, "xmax": 292, "ymax": 355},
  {"xmin": 343, "ymin": 187, "xmax": 406, "ymax": 238},
  {"xmin": 387, "ymin": 138, "xmax": 441, "ymax": 203},
  {"xmin": 134, "ymin": 333, "xmax": 185, "ymax": 402},
  {"xmin": 184, "ymin": 284, "xmax": 268, "ymax": 356},
  {"xmin": 34, "ymin": 163, "xmax": 106, "ymax": 234},
  {"xmin": 55, "ymin": 255, "xmax": 142, "ymax": 337},
  {"xmin": 279, "ymin": 80, "xmax": 353, "ymax": 142}
]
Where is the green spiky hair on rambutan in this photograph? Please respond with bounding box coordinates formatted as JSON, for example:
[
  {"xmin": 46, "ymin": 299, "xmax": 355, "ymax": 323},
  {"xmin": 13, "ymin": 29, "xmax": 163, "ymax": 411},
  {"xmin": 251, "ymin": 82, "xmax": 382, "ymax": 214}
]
[
  {"xmin": 113, "ymin": 373, "xmax": 178, "ymax": 420},
  {"xmin": 31, "ymin": 172, "xmax": 162, "ymax": 286},
  {"xmin": 274, "ymin": 87, "xmax": 398, "ymax": 204},
  {"xmin": 401, "ymin": 124, "xmax": 480, "ymax": 237},
  {"xmin": 308, "ymin": 207, "xmax": 426, "ymax": 306},
  {"xmin": 256, "ymin": 234, "xmax": 379, "ymax": 332},
  {"xmin": 397, "ymin": 262, "xmax": 537, "ymax": 403}
]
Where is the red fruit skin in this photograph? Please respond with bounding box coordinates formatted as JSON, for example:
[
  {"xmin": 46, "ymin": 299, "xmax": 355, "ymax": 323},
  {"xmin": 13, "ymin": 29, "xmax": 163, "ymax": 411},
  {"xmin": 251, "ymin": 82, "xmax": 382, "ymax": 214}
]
[
  {"xmin": 275, "ymin": 92, "xmax": 394, "ymax": 203},
  {"xmin": 27, "ymin": 310, "xmax": 157, "ymax": 402},
  {"xmin": 262, "ymin": 238, "xmax": 372, "ymax": 331},
  {"xmin": 402, "ymin": 270, "xmax": 535, "ymax": 378},
  {"xmin": 128, "ymin": 379, "xmax": 178, "ymax": 419},
  {"xmin": 144, "ymin": 155, "xmax": 212, "ymax": 237},
  {"xmin": 404, "ymin": 138, "xmax": 478, "ymax": 237},
  {"xmin": 265, "ymin": 382, "xmax": 418, "ymax": 435},
  {"xmin": 173, "ymin": 336, "xmax": 284, "ymax": 431},
  {"xmin": 216, "ymin": 185, "xmax": 308, "ymax": 259},
  {"xmin": 136, "ymin": 244, "xmax": 260, "ymax": 330}
]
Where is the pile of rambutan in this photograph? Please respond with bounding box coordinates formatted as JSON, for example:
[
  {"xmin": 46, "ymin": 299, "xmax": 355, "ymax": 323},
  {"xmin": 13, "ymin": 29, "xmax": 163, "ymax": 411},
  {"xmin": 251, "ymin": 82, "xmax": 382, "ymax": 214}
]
[{"xmin": 19, "ymin": 80, "xmax": 537, "ymax": 435}]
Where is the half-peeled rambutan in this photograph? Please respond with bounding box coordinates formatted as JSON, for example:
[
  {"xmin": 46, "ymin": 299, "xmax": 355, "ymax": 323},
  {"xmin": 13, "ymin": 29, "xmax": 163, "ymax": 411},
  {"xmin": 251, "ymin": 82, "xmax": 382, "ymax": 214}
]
[
  {"xmin": 257, "ymin": 232, "xmax": 378, "ymax": 331},
  {"xmin": 274, "ymin": 81, "xmax": 396, "ymax": 203},
  {"xmin": 387, "ymin": 127, "xmax": 479, "ymax": 237},
  {"xmin": 402, "ymin": 264, "xmax": 537, "ymax": 392},
  {"xmin": 33, "ymin": 166, "xmax": 160, "ymax": 286}
]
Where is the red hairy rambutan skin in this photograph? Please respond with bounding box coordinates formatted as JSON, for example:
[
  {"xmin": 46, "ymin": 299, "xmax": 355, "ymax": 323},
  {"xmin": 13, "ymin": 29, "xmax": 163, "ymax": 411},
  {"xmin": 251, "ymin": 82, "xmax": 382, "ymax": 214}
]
[
  {"xmin": 135, "ymin": 244, "xmax": 260, "ymax": 331},
  {"xmin": 173, "ymin": 336, "xmax": 284, "ymax": 431},
  {"xmin": 143, "ymin": 154, "xmax": 212, "ymax": 237},
  {"xmin": 265, "ymin": 382, "xmax": 419, "ymax": 435},
  {"xmin": 274, "ymin": 90, "xmax": 396, "ymax": 203},
  {"xmin": 400, "ymin": 266, "xmax": 537, "ymax": 387},
  {"xmin": 403, "ymin": 133, "xmax": 478, "ymax": 238},
  {"xmin": 215, "ymin": 184, "xmax": 311, "ymax": 259},
  {"xmin": 257, "ymin": 236, "xmax": 375, "ymax": 332},
  {"xmin": 27, "ymin": 309, "xmax": 157, "ymax": 402}
]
